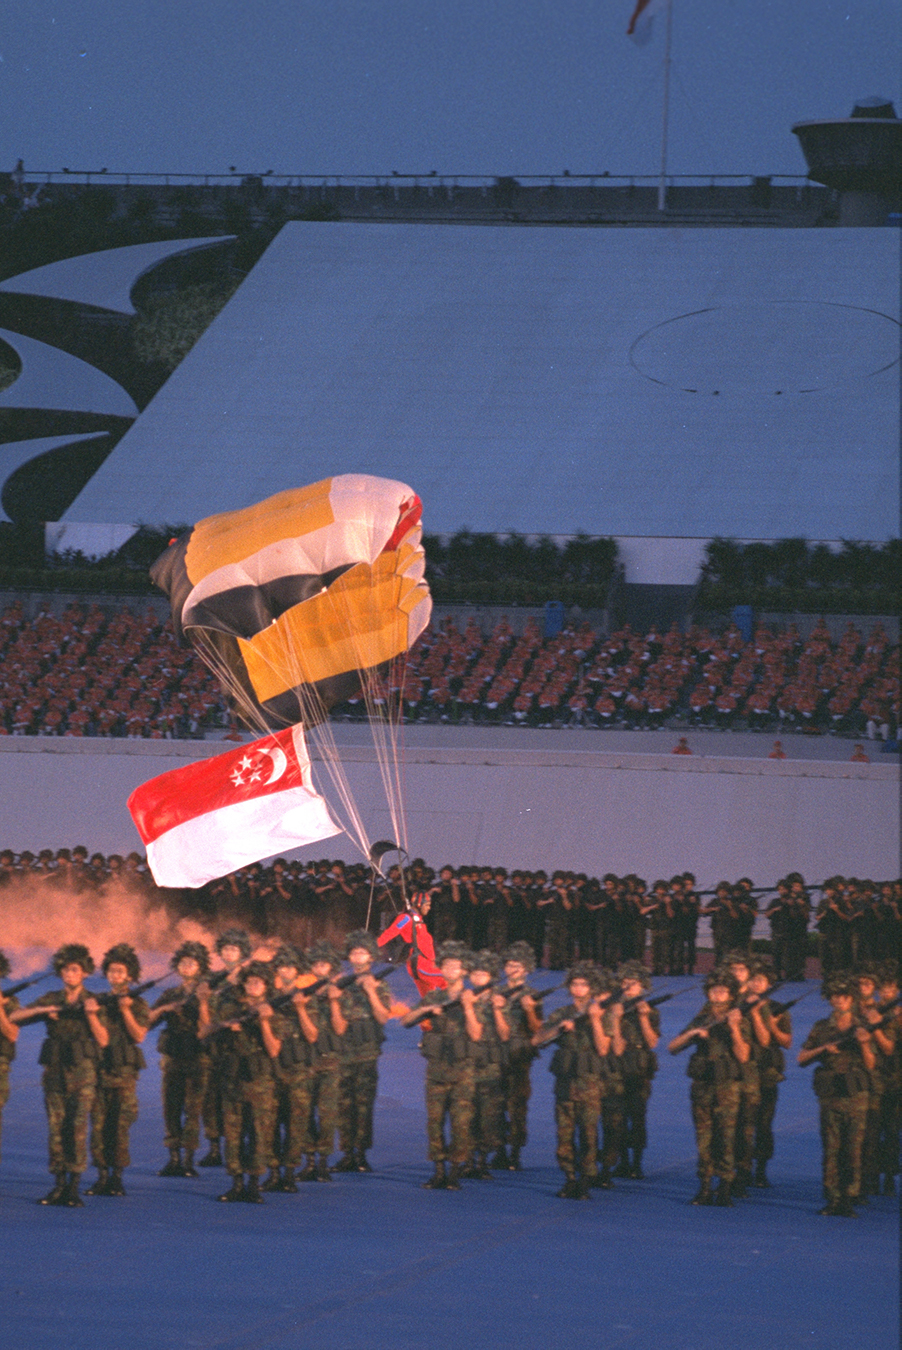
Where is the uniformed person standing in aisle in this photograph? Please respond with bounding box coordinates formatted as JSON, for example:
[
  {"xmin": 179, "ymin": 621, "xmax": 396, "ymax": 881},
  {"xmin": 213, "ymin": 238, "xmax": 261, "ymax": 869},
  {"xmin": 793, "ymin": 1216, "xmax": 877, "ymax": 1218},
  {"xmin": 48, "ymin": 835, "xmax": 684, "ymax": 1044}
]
[
  {"xmin": 148, "ymin": 940, "xmax": 211, "ymax": 1179},
  {"xmin": 668, "ymin": 967, "xmax": 751, "ymax": 1208},
  {"xmin": 19, "ymin": 944, "xmax": 109, "ymax": 1207},
  {"xmin": 334, "ymin": 931, "xmax": 393, "ymax": 1173},
  {"xmin": 532, "ymin": 963, "xmax": 617, "ymax": 1199},
  {"xmin": 0, "ymin": 950, "xmax": 21, "ymax": 1179},
  {"xmin": 402, "ymin": 941, "xmax": 482, "ymax": 1191},
  {"xmin": 495, "ymin": 941, "xmax": 544, "ymax": 1170},
  {"xmin": 86, "ymin": 943, "xmax": 150, "ymax": 1196},
  {"xmin": 798, "ymin": 973, "xmax": 876, "ymax": 1216},
  {"xmin": 610, "ymin": 960, "xmax": 660, "ymax": 1180},
  {"xmin": 466, "ymin": 950, "xmax": 510, "ymax": 1178}
]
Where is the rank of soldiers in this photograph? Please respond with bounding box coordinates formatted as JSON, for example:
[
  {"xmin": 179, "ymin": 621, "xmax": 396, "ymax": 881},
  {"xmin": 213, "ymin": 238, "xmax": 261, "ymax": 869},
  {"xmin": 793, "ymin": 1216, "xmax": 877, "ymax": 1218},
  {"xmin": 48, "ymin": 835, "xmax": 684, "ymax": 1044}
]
[{"xmin": 1, "ymin": 938, "xmax": 899, "ymax": 1216}]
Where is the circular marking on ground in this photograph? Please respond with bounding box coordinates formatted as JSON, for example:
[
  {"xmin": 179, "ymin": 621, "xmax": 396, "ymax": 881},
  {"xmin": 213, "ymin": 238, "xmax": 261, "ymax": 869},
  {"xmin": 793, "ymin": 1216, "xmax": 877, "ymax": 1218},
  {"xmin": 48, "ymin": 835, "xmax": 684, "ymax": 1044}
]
[{"xmin": 629, "ymin": 301, "xmax": 900, "ymax": 394}]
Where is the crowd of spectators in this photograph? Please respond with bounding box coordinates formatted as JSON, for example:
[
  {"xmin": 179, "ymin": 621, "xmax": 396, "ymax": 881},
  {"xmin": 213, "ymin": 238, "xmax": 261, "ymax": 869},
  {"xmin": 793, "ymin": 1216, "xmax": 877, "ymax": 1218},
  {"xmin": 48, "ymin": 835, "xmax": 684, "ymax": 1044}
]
[
  {"xmin": 2, "ymin": 847, "xmax": 898, "ymax": 979},
  {"xmin": 0, "ymin": 602, "xmax": 228, "ymax": 738},
  {"xmin": 0, "ymin": 602, "xmax": 897, "ymax": 741}
]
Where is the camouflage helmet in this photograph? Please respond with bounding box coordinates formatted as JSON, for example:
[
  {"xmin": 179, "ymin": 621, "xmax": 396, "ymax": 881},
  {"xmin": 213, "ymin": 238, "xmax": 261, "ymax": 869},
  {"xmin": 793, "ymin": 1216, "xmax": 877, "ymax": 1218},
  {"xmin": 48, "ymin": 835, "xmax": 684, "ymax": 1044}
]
[
  {"xmin": 52, "ymin": 943, "xmax": 95, "ymax": 976},
  {"xmin": 436, "ymin": 940, "xmax": 475, "ymax": 972},
  {"xmin": 271, "ymin": 945, "xmax": 304, "ymax": 973},
  {"xmin": 102, "ymin": 942, "xmax": 141, "ymax": 983},
  {"xmin": 748, "ymin": 954, "xmax": 775, "ymax": 980},
  {"xmin": 704, "ymin": 967, "xmax": 740, "ymax": 1000},
  {"xmin": 616, "ymin": 960, "xmax": 651, "ymax": 990},
  {"xmin": 470, "ymin": 949, "xmax": 500, "ymax": 978},
  {"xmin": 566, "ymin": 961, "xmax": 601, "ymax": 993},
  {"xmin": 345, "ymin": 930, "xmax": 378, "ymax": 959},
  {"xmin": 723, "ymin": 950, "xmax": 751, "ymax": 971},
  {"xmin": 238, "ymin": 960, "xmax": 274, "ymax": 994},
  {"xmin": 306, "ymin": 940, "xmax": 342, "ymax": 973},
  {"xmin": 502, "ymin": 940, "xmax": 536, "ymax": 973},
  {"xmin": 216, "ymin": 928, "xmax": 251, "ymax": 959},
  {"xmin": 0, "ymin": 949, "xmax": 10, "ymax": 980},
  {"xmin": 170, "ymin": 940, "xmax": 211, "ymax": 975},
  {"xmin": 822, "ymin": 972, "xmax": 857, "ymax": 1000},
  {"xmin": 876, "ymin": 960, "xmax": 900, "ymax": 988}
]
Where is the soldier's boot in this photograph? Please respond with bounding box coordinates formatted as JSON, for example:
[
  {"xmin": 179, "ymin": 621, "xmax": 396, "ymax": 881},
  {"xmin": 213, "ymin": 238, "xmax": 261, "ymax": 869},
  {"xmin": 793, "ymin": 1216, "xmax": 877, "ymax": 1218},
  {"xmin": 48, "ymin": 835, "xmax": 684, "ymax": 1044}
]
[
  {"xmin": 260, "ymin": 1167, "xmax": 283, "ymax": 1192},
  {"xmin": 198, "ymin": 1141, "xmax": 222, "ymax": 1167},
  {"xmin": 507, "ymin": 1145, "xmax": 521, "ymax": 1171},
  {"xmin": 158, "ymin": 1148, "xmax": 183, "ymax": 1177},
  {"xmin": 556, "ymin": 1173, "xmax": 581, "ymax": 1199},
  {"xmin": 753, "ymin": 1161, "xmax": 770, "ymax": 1188},
  {"xmin": 445, "ymin": 1164, "xmax": 463, "ymax": 1190},
  {"xmin": 181, "ymin": 1151, "xmax": 199, "ymax": 1178},
  {"xmin": 217, "ymin": 1173, "xmax": 245, "ymax": 1202},
  {"xmin": 39, "ymin": 1173, "xmax": 67, "ymax": 1205},
  {"xmin": 85, "ymin": 1168, "xmax": 109, "ymax": 1196},
  {"xmin": 630, "ymin": 1151, "xmax": 645, "ymax": 1180},
  {"xmin": 576, "ymin": 1174, "xmax": 592, "ymax": 1199},
  {"xmin": 280, "ymin": 1168, "xmax": 299, "ymax": 1193},
  {"xmin": 422, "ymin": 1162, "xmax": 447, "ymax": 1190},
  {"xmin": 714, "ymin": 1180, "xmax": 734, "ymax": 1207},
  {"xmin": 355, "ymin": 1151, "xmax": 373, "ymax": 1173},
  {"xmin": 732, "ymin": 1169, "xmax": 750, "ymax": 1198},
  {"xmin": 691, "ymin": 1180, "xmax": 714, "ymax": 1205},
  {"xmin": 473, "ymin": 1152, "xmax": 493, "ymax": 1180},
  {"xmin": 332, "ymin": 1151, "xmax": 357, "ymax": 1172},
  {"xmin": 315, "ymin": 1155, "xmax": 332, "ymax": 1182},
  {"xmin": 243, "ymin": 1175, "xmax": 264, "ymax": 1204},
  {"xmin": 836, "ymin": 1196, "xmax": 858, "ymax": 1217},
  {"xmin": 489, "ymin": 1146, "xmax": 509, "ymax": 1169},
  {"xmin": 106, "ymin": 1170, "xmax": 126, "ymax": 1196},
  {"xmin": 596, "ymin": 1166, "xmax": 614, "ymax": 1189},
  {"xmin": 297, "ymin": 1154, "xmax": 317, "ymax": 1181},
  {"xmin": 60, "ymin": 1173, "xmax": 84, "ymax": 1207},
  {"xmin": 613, "ymin": 1153, "xmax": 632, "ymax": 1178}
]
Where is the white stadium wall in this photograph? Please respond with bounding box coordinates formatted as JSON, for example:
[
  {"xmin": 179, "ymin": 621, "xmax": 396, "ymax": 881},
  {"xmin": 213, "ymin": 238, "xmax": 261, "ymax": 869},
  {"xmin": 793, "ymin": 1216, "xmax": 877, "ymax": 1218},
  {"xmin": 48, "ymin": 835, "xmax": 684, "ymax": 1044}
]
[{"xmin": 0, "ymin": 734, "xmax": 896, "ymax": 892}]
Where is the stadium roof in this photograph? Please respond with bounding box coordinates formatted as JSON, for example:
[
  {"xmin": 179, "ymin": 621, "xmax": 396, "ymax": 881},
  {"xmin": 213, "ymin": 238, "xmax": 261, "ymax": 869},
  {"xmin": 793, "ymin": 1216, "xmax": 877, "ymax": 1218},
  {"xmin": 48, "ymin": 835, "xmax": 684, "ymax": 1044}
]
[{"xmin": 64, "ymin": 221, "xmax": 899, "ymax": 542}]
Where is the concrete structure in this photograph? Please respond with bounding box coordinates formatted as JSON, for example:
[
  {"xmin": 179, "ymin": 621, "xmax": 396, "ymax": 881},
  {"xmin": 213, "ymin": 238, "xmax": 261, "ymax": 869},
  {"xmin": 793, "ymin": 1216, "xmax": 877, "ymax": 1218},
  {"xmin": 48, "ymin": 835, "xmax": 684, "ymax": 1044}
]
[
  {"xmin": 1, "ymin": 729, "xmax": 896, "ymax": 892},
  {"xmin": 63, "ymin": 223, "xmax": 900, "ymax": 558}
]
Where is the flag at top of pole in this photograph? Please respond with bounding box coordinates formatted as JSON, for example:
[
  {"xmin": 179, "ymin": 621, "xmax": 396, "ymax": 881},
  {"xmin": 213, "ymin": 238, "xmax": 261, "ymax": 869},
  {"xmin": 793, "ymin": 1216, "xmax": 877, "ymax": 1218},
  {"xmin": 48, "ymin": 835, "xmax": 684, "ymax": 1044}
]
[{"xmin": 627, "ymin": 0, "xmax": 669, "ymax": 45}]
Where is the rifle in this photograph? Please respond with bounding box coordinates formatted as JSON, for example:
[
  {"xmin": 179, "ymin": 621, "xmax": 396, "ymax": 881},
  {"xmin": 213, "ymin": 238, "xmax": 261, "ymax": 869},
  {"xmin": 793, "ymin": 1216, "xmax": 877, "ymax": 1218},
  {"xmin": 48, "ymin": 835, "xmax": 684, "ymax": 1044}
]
[
  {"xmin": 498, "ymin": 978, "xmax": 569, "ymax": 1007},
  {"xmin": 402, "ymin": 976, "xmax": 499, "ymax": 1028},
  {"xmin": 768, "ymin": 989, "xmax": 815, "ymax": 1016},
  {"xmin": 2, "ymin": 966, "xmax": 55, "ymax": 999},
  {"xmin": 825, "ymin": 994, "xmax": 902, "ymax": 1052},
  {"xmin": 96, "ymin": 973, "xmax": 177, "ymax": 1008},
  {"xmin": 206, "ymin": 961, "xmax": 402, "ymax": 1035}
]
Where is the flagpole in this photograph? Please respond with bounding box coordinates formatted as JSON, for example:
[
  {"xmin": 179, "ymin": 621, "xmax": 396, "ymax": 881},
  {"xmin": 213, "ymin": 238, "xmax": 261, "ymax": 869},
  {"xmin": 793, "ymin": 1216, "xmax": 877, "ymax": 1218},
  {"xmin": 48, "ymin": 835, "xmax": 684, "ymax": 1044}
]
[{"xmin": 657, "ymin": 0, "xmax": 673, "ymax": 211}]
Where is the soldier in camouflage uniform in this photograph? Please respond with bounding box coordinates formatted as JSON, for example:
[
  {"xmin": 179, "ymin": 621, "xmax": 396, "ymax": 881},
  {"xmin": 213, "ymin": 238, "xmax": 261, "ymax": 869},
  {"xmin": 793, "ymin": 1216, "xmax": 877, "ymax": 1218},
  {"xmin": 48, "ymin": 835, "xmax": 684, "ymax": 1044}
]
[
  {"xmin": 610, "ymin": 960, "xmax": 660, "ymax": 1180},
  {"xmin": 724, "ymin": 952, "xmax": 768, "ymax": 1196},
  {"xmin": 403, "ymin": 941, "xmax": 482, "ymax": 1190},
  {"xmin": 85, "ymin": 943, "xmax": 150, "ymax": 1196},
  {"xmin": 532, "ymin": 962, "xmax": 617, "ymax": 1199},
  {"xmin": 854, "ymin": 965, "xmax": 896, "ymax": 1198},
  {"xmin": 494, "ymin": 941, "xmax": 544, "ymax": 1170},
  {"xmin": 0, "ymin": 950, "xmax": 21, "ymax": 1174},
  {"xmin": 798, "ymin": 973, "xmax": 876, "ymax": 1215},
  {"xmin": 745, "ymin": 957, "xmax": 792, "ymax": 1189},
  {"xmin": 22, "ymin": 943, "xmax": 109, "ymax": 1207},
  {"xmin": 148, "ymin": 940, "xmax": 211, "ymax": 1178},
  {"xmin": 334, "ymin": 931, "xmax": 393, "ymax": 1173},
  {"xmin": 668, "ymin": 967, "xmax": 751, "ymax": 1207},
  {"xmin": 298, "ymin": 942, "xmax": 347, "ymax": 1180},
  {"xmin": 465, "ymin": 950, "xmax": 510, "ymax": 1178},
  {"xmin": 210, "ymin": 960, "xmax": 287, "ymax": 1203},
  {"xmin": 200, "ymin": 928, "xmax": 252, "ymax": 1168},
  {"xmin": 873, "ymin": 962, "xmax": 901, "ymax": 1196}
]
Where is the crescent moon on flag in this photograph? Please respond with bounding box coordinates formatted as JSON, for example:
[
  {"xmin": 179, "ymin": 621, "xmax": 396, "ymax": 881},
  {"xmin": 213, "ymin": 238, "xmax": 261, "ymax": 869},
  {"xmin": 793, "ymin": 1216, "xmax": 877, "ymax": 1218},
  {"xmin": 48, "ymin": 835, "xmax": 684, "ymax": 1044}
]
[{"xmin": 260, "ymin": 745, "xmax": 288, "ymax": 784}]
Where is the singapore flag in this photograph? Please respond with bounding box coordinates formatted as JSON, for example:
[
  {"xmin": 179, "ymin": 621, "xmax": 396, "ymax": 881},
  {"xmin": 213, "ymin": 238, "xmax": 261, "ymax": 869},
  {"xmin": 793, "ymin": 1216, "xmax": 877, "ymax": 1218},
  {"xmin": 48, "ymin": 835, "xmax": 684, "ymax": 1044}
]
[{"xmin": 128, "ymin": 725, "xmax": 341, "ymax": 888}]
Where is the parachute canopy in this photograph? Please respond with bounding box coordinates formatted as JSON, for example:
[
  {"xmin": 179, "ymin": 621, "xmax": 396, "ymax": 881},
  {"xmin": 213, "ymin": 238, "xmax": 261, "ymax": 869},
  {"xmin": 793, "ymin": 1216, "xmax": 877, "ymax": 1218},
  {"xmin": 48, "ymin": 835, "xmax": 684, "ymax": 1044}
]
[{"xmin": 151, "ymin": 474, "xmax": 431, "ymax": 729}]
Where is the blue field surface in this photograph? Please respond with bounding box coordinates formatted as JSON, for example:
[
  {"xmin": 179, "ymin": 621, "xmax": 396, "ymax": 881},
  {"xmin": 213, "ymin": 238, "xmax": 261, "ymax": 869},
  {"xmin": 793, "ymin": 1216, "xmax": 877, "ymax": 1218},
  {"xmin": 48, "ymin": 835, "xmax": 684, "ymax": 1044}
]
[{"xmin": 1, "ymin": 974, "xmax": 897, "ymax": 1350}]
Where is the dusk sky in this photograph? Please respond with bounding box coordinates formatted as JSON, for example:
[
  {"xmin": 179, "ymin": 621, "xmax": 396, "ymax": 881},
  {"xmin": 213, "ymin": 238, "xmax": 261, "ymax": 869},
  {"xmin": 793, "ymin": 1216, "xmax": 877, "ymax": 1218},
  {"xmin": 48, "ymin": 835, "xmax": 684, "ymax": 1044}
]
[{"xmin": 2, "ymin": 1, "xmax": 900, "ymax": 180}]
